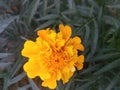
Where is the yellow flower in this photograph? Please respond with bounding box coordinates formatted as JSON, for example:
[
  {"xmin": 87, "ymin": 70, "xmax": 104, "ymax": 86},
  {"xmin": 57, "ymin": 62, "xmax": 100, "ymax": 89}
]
[{"xmin": 21, "ymin": 24, "xmax": 84, "ymax": 89}]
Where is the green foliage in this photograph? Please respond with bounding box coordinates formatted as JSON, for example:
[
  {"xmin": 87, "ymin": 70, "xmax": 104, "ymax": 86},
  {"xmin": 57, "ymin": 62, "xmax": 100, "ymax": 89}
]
[{"xmin": 0, "ymin": 0, "xmax": 120, "ymax": 90}]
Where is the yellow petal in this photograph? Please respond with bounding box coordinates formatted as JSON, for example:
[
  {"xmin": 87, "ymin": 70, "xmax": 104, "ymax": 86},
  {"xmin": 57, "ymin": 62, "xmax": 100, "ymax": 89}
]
[
  {"xmin": 61, "ymin": 70, "xmax": 74, "ymax": 84},
  {"xmin": 75, "ymin": 63, "xmax": 83, "ymax": 70},
  {"xmin": 71, "ymin": 66, "xmax": 76, "ymax": 72},
  {"xmin": 21, "ymin": 40, "xmax": 40, "ymax": 57},
  {"xmin": 65, "ymin": 46, "xmax": 74, "ymax": 56},
  {"xmin": 67, "ymin": 36, "xmax": 84, "ymax": 51},
  {"xmin": 37, "ymin": 30, "xmax": 47, "ymax": 40},
  {"xmin": 78, "ymin": 55, "xmax": 84, "ymax": 63},
  {"xmin": 71, "ymin": 36, "xmax": 81, "ymax": 44},
  {"xmin": 75, "ymin": 55, "xmax": 84, "ymax": 70},
  {"xmin": 42, "ymin": 78, "xmax": 57, "ymax": 89},
  {"xmin": 56, "ymin": 70, "xmax": 62, "ymax": 80},
  {"xmin": 59, "ymin": 24, "xmax": 72, "ymax": 41},
  {"xmin": 74, "ymin": 44, "xmax": 84, "ymax": 51},
  {"xmin": 23, "ymin": 60, "xmax": 40, "ymax": 78},
  {"xmin": 66, "ymin": 36, "xmax": 81, "ymax": 45},
  {"xmin": 39, "ymin": 71, "xmax": 51, "ymax": 80}
]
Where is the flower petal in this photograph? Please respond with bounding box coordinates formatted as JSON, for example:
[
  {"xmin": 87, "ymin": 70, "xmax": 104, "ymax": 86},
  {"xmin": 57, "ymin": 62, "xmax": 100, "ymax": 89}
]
[
  {"xmin": 37, "ymin": 30, "xmax": 47, "ymax": 40},
  {"xmin": 59, "ymin": 24, "xmax": 72, "ymax": 41},
  {"xmin": 42, "ymin": 78, "xmax": 57, "ymax": 89},
  {"xmin": 21, "ymin": 40, "xmax": 40, "ymax": 57},
  {"xmin": 23, "ymin": 59, "xmax": 41, "ymax": 78},
  {"xmin": 61, "ymin": 70, "xmax": 74, "ymax": 84},
  {"xmin": 74, "ymin": 44, "xmax": 84, "ymax": 51},
  {"xmin": 75, "ymin": 55, "xmax": 84, "ymax": 70},
  {"xmin": 67, "ymin": 36, "xmax": 84, "ymax": 51}
]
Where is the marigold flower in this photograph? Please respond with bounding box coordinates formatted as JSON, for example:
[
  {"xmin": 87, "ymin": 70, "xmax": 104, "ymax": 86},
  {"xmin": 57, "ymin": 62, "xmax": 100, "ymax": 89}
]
[{"xmin": 21, "ymin": 24, "xmax": 84, "ymax": 89}]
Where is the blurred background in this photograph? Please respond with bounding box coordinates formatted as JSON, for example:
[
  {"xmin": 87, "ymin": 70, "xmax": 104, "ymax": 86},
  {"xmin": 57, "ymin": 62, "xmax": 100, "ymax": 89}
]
[{"xmin": 0, "ymin": 0, "xmax": 120, "ymax": 90}]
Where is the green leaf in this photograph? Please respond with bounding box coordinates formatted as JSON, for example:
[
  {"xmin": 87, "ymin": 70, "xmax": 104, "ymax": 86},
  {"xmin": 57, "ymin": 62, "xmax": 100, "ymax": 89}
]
[
  {"xmin": 92, "ymin": 53, "xmax": 120, "ymax": 62},
  {"xmin": 36, "ymin": 14, "xmax": 58, "ymax": 21},
  {"xmin": 9, "ymin": 56, "xmax": 25, "ymax": 78},
  {"xmin": 0, "ymin": 53, "xmax": 13, "ymax": 59},
  {"xmin": 75, "ymin": 79, "xmax": 97, "ymax": 90},
  {"xmin": 34, "ymin": 20, "xmax": 56, "ymax": 31},
  {"xmin": 28, "ymin": 79, "xmax": 40, "ymax": 90},
  {"xmin": 105, "ymin": 72, "xmax": 120, "ymax": 90},
  {"xmin": 86, "ymin": 20, "xmax": 99, "ymax": 62},
  {"xmin": 9, "ymin": 72, "xmax": 26, "ymax": 85},
  {"xmin": 16, "ymin": 85, "xmax": 31, "ymax": 90},
  {"xmin": 25, "ymin": 0, "xmax": 40, "ymax": 24},
  {"xmin": 0, "ymin": 16, "xmax": 18, "ymax": 34},
  {"xmin": 0, "ymin": 62, "xmax": 12, "ymax": 67},
  {"xmin": 80, "ymin": 64, "xmax": 101, "ymax": 75},
  {"xmin": 106, "ymin": 5, "xmax": 120, "ymax": 9},
  {"xmin": 54, "ymin": 0, "xmax": 60, "ymax": 14},
  {"xmin": 93, "ymin": 59, "xmax": 120, "ymax": 75},
  {"xmin": 0, "ymin": 73, "xmax": 7, "ymax": 78}
]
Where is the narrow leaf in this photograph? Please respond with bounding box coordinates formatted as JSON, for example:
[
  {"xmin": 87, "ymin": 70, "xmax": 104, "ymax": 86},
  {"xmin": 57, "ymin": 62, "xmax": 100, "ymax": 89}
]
[
  {"xmin": 26, "ymin": 0, "xmax": 40, "ymax": 24},
  {"xmin": 93, "ymin": 59, "xmax": 120, "ymax": 75},
  {"xmin": 34, "ymin": 20, "xmax": 56, "ymax": 31},
  {"xmin": 16, "ymin": 85, "xmax": 31, "ymax": 90},
  {"xmin": 0, "ymin": 53, "xmax": 13, "ymax": 59},
  {"xmin": 36, "ymin": 14, "xmax": 58, "ymax": 21},
  {"xmin": 9, "ymin": 72, "xmax": 26, "ymax": 85},
  {"xmin": 28, "ymin": 79, "xmax": 40, "ymax": 90},
  {"xmin": 92, "ymin": 53, "xmax": 120, "ymax": 62},
  {"xmin": 0, "ymin": 16, "xmax": 18, "ymax": 34},
  {"xmin": 105, "ymin": 72, "xmax": 120, "ymax": 90}
]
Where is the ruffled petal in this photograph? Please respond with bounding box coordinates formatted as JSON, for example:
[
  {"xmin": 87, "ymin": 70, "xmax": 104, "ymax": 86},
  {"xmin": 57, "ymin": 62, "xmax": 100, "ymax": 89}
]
[
  {"xmin": 74, "ymin": 44, "xmax": 84, "ymax": 51},
  {"xmin": 37, "ymin": 29, "xmax": 48, "ymax": 40},
  {"xmin": 59, "ymin": 24, "xmax": 72, "ymax": 41},
  {"xmin": 23, "ymin": 59, "xmax": 41, "ymax": 78},
  {"xmin": 21, "ymin": 40, "xmax": 40, "ymax": 57},
  {"xmin": 42, "ymin": 78, "xmax": 57, "ymax": 89},
  {"xmin": 75, "ymin": 55, "xmax": 84, "ymax": 70},
  {"xmin": 61, "ymin": 70, "xmax": 74, "ymax": 84},
  {"xmin": 67, "ymin": 36, "xmax": 84, "ymax": 51}
]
